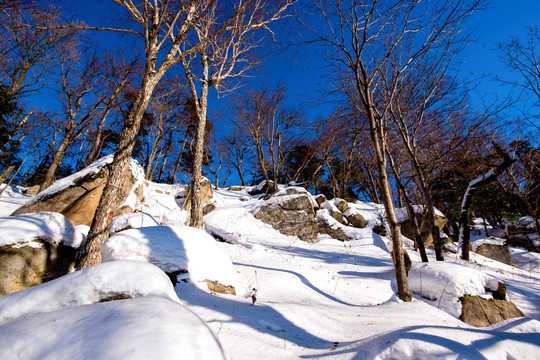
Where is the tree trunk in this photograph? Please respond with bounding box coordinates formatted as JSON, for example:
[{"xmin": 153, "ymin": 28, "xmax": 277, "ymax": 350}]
[
  {"xmin": 387, "ymin": 149, "xmax": 428, "ymax": 262},
  {"xmin": 82, "ymin": 110, "xmax": 110, "ymax": 168},
  {"xmin": 0, "ymin": 166, "xmax": 15, "ymax": 184},
  {"xmin": 78, "ymin": 73, "xmax": 159, "ymax": 269},
  {"xmin": 39, "ymin": 128, "xmax": 75, "ymax": 192},
  {"xmin": 368, "ymin": 114, "xmax": 411, "ymax": 301},
  {"xmin": 188, "ymin": 69, "xmax": 210, "ymax": 228}
]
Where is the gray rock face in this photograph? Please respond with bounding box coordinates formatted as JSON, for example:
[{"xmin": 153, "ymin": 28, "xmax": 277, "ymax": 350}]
[
  {"xmin": 0, "ymin": 241, "xmax": 78, "ymax": 296},
  {"xmin": 399, "ymin": 212, "xmax": 447, "ymax": 247},
  {"xmin": 460, "ymin": 294, "xmax": 524, "ymax": 327},
  {"xmin": 254, "ymin": 193, "xmax": 318, "ymax": 242},
  {"xmin": 475, "ymin": 243, "xmax": 514, "ymax": 266},
  {"xmin": 344, "ymin": 211, "xmax": 367, "ymax": 228},
  {"xmin": 181, "ymin": 177, "xmax": 214, "ymax": 212},
  {"xmin": 12, "ymin": 160, "xmax": 140, "ymax": 226},
  {"xmin": 317, "ymin": 221, "xmax": 349, "ymax": 241}
]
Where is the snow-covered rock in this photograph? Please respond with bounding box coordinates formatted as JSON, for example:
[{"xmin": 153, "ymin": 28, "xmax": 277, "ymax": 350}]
[
  {"xmin": 103, "ymin": 226, "xmax": 246, "ymax": 296},
  {"xmin": 408, "ymin": 261, "xmax": 501, "ymax": 318},
  {"xmin": 0, "ymin": 261, "xmax": 227, "ymax": 360}
]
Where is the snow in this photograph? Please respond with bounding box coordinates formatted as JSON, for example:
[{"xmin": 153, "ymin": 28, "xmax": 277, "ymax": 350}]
[
  {"xmin": 0, "ymin": 211, "xmax": 85, "ymax": 248},
  {"xmin": 0, "ymin": 185, "xmax": 33, "ymax": 216},
  {"xmin": 109, "ymin": 212, "xmax": 159, "ymax": 234},
  {"xmin": 136, "ymin": 181, "xmax": 189, "ymax": 226},
  {"xmin": 103, "ymin": 225, "xmax": 247, "ymax": 296},
  {"xmin": 32, "ymin": 155, "xmax": 114, "ymax": 200},
  {"xmin": 0, "ymin": 261, "xmax": 226, "ymax": 360},
  {"xmin": 1, "ymin": 181, "xmax": 540, "ymax": 359},
  {"xmin": 408, "ymin": 261, "xmax": 500, "ymax": 317},
  {"xmin": 0, "ymin": 260, "xmax": 179, "ymax": 325}
]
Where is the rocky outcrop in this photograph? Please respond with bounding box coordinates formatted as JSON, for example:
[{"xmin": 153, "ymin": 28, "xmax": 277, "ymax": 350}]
[
  {"xmin": 317, "ymin": 218, "xmax": 349, "ymax": 241},
  {"xmin": 181, "ymin": 177, "xmax": 214, "ymax": 213},
  {"xmin": 12, "ymin": 157, "xmax": 143, "ymax": 226},
  {"xmin": 314, "ymin": 194, "xmax": 327, "ymax": 208},
  {"xmin": 0, "ymin": 241, "xmax": 78, "ymax": 296},
  {"xmin": 343, "ymin": 208, "xmax": 367, "ymax": 228},
  {"xmin": 506, "ymin": 219, "xmax": 540, "ymax": 253},
  {"xmin": 460, "ymin": 295, "xmax": 525, "ymax": 327},
  {"xmin": 254, "ymin": 189, "xmax": 318, "ymax": 242},
  {"xmin": 475, "ymin": 243, "xmax": 514, "ymax": 266},
  {"xmin": 399, "ymin": 211, "xmax": 447, "ymax": 248}
]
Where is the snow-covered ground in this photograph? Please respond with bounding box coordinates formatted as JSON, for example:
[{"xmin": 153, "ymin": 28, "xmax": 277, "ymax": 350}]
[{"xmin": 1, "ymin": 182, "xmax": 540, "ymax": 359}]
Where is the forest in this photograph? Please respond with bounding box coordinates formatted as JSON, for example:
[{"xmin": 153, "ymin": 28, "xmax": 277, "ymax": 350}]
[{"xmin": 0, "ymin": 1, "xmax": 539, "ymax": 295}]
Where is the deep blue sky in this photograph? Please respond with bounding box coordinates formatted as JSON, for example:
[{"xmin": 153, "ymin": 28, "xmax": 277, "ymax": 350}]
[{"xmin": 55, "ymin": 0, "xmax": 540, "ymax": 125}]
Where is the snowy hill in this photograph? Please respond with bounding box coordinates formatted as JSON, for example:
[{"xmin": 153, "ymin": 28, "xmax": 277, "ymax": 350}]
[{"xmin": 1, "ymin": 181, "xmax": 540, "ymax": 359}]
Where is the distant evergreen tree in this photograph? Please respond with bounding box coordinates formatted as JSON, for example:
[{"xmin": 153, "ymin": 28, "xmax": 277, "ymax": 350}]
[{"xmin": 0, "ymin": 84, "xmax": 21, "ymax": 170}]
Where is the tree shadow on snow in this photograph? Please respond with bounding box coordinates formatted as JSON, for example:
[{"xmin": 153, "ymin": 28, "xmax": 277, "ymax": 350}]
[
  {"xmin": 299, "ymin": 317, "xmax": 540, "ymax": 359},
  {"xmin": 175, "ymin": 282, "xmax": 336, "ymax": 351}
]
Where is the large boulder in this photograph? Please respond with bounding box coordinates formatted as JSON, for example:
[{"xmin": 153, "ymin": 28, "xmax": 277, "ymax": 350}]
[
  {"xmin": 399, "ymin": 211, "xmax": 447, "ymax": 248},
  {"xmin": 0, "ymin": 241, "xmax": 78, "ymax": 296},
  {"xmin": 507, "ymin": 217, "xmax": 540, "ymax": 253},
  {"xmin": 0, "ymin": 212, "xmax": 84, "ymax": 296},
  {"xmin": 460, "ymin": 295, "xmax": 525, "ymax": 327},
  {"xmin": 321, "ymin": 200, "xmax": 347, "ymax": 225},
  {"xmin": 181, "ymin": 177, "xmax": 214, "ymax": 213},
  {"xmin": 343, "ymin": 208, "xmax": 367, "ymax": 228},
  {"xmin": 254, "ymin": 188, "xmax": 318, "ymax": 243},
  {"xmin": 475, "ymin": 243, "xmax": 514, "ymax": 266},
  {"xmin": 12, "ymin": 156, "xmax": 144, "ymax": 226}
]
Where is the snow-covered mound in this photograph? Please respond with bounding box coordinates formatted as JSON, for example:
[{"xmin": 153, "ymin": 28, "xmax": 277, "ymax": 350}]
[
  {"xmin": 0, "ymin": 260, "xmax": 177, "ymax": 325},
  {"xmin": 0, "ymin": 261, "xmax": 226, "ymax": 360},
  {"xmin": 137, "ymin": 181, "xmax": 189, "ymax": 226},
  {"xmin": 0, "ymin": 211, "xmax": 85, "ymax": 249},
  {"xmin": 103, "ymin": 226, "xmax": 246, "ymax": 296},
  {"xmin": 110, "ymin": 212, "xmax": 160, "ymax": 234},
  {"xmin": 408, "ymin": 261, "xmax": 501, "ymax": 318}
]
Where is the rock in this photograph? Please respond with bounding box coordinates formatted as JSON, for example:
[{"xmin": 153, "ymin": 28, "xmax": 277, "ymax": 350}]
[
  {"xmin": 314, "ymin": 194, "xmax": 327, "ymax": 208},
  {"xmin": 344, "ymin": 209, "xmax": 367, "ymax": 228},
  {"xmin": 0, "ymin": 241, "xmax": 78, "ymax": 296},
  {"xmin": 248, "ymin": 180, "xmax": 275, "ymax": 196},
  {"xmin": 506, "ymin": 225, "xmax": 540, "ymax": 252},
  {"xmin": 12, "ymin": 157, "xmax": 142, "ymax": 226},
  {"xmin": 335, "ymin": 199, "xmax": 349, "ymax": 213},
  {"xmin": 373, "ymin": 225, "xmax": 387, "ymax": 236},
  {"xmin": 321, "ymin": 200, "xmax": 347, "ymax": 225},
  {"xmin": 228, "ymin": 186, "xmax": 245, "ymax": 191},
  {"xmin": 182, "ymin": 177, "xmax": 214, "ymax": 212},
  {"xmin": 460, "ymin": 295, "xmax": 525, "ymax": 327},
  {"xmin": 205, "ymin": 279, "xmax": 236, "ymax": 295},
  {"xmin": 254, "ymin": 193, "xmax": 318, "ymax": 242},
  {"xmin": 475, "ymin": 243, "xmax": 514, "ymax": 266},
  {"xmin": 203, "ymin": 203, "xmax": 216, "ymax": 216},
  {"xmin": 317, "ymin": 221, "xmax": 349, "ymax": 241},
  {"xmin": 399, "ymin": 212, "xmax": 447, "ymax": 248},
  {"xmin": 25, "ymin": 185, "xmax": 41, "ymax": 195},
  {"xmin": 490, "ymin": 281, "xmax": 507, "ymax": 301}
]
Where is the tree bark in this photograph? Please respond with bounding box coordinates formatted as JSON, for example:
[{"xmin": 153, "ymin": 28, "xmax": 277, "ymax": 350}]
[{"xmin": 78, "ymin": 73, "xmax": 160, "ymax": 269}]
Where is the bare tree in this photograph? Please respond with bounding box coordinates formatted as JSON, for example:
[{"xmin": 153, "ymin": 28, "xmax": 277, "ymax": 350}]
[
  {"xmin": 498, "ymin": 26, "xmax": 540, "ymax": 130},
  {"xmin": 0, "ymin": 3, "xmax": 76, "ymax": 165},
  {"xmin": 79, "ymin": 0, "xmax": 294, "ymax": 268},
  {"xmin": 81, "ymin": 53, "xmax": 137, "ymax": 168},
  {"xmin": 308, "ymin": 0, "xmax": 485, "ymax": 301},
  {"xmin": 231, "ymin": 83, "xmax": 301, "ymax": 193},
  {"xmin": 40, "ymin": 46, "xmax": 109, "ymax": 191},
  {"xmin": 223, "ymin": 129, "xmax": 251, "ymax": 186}
]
